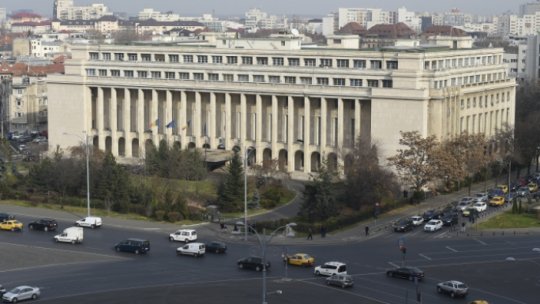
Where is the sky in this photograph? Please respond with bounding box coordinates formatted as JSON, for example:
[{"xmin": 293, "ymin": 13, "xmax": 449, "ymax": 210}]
[{"xmin": 1, "ymin": 0, "xmax": 530, "ymax": 17}]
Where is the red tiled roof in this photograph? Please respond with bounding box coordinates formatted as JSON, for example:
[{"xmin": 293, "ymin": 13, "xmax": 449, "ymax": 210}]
[
  {"xmin": 10, "ymin": 12, "xmax": 42, "ymax": 19},
  {"xmin": 0, "ymin": 61, "xmax": 64, "ymax": 77},
  {"xmin": 336, "ymin": 22, "xmax": 366, "ymax": 35},
  {"xmin": 423, "ymin": 25, "xmax": 467, "ymax": 37},
  {"xmin": 366, "ymin": 22, "xmax": 416, "ymax": 38}
]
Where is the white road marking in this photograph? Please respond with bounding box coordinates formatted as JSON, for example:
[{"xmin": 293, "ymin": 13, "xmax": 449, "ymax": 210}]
[
  {"xmin": 446, "ymin": 246, "xmax": 459, "ymax": 252},
  {"xmin": 387, "ymin": 261, "xmax": 400, "ymax": 268},
  {"xmin": 434, "ymin": 231, "xmax": 448, "ymax": 239},
  {"xmin": 474, "ymin": 238, "xmax": 488, "ymax": 245},
  {"xmin": 419, "ymin": 253, "xmax": 432, "ymax": 261}
]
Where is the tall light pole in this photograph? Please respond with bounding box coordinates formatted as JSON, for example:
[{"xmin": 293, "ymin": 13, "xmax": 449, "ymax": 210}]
[
  {"xmin": 239, "ymin": 222, "xmax": 296, "ymax": 304},
  {"xmin": 244, "ymin": 146, "xmax": 255, "ymax": 241},
  {"xmin": 64, "ymin": 131, "xmax": 91, "ymax": 217}
]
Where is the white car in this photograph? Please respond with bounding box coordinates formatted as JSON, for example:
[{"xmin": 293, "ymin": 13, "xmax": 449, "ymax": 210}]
[
  {"xmin": 471, "ymin": 201, "xmax": 487, "ymax": 212},
  {"xmin": 457, "ymin": 201, "xmax": 472, "ymax": 211},
  {"xmin": 169, "ymin": 229, "xmax": 197, "ymax": 242},
  {"xmin": 314, "ymin": 261, "xmax": 347, "ymax": 276},
  {"xmin": 54, "ymin": 227, "xmax": 83, "ymax": 244},
  {"xmin": 474, "ymin": 193, "xmax": 488, "ymax": 202},
  {"xmin": 410, "ymin": 215, "xmax": 424, "ymax": 226},
  {"xmin": 424, "ymin": 219, "xmax": 443, "ymax": 232},
  {"xmin": 75, "ymin": 216, "xmax": 102, "ymax": 228},
  {"xmin": 2, "ymin": 285, "xmax": 40, "ymax": 303},
  {"xmin": 176, "ymin": 242, "xmax": 205, "ymax": 257}
]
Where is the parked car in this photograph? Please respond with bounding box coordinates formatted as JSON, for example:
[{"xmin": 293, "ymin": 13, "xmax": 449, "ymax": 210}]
[
  {"xmin": 237, "ymin": 256, "xmax": 270, "ymax": 271},
  {"xmin": 469, "ymin": 301, "xmax": 489, "ymax": 304},
  {"xmin": 471, "ymin": 202, "xmax": 487, "ymax": 213},
  {"xmin": 489, "ymin": 196, "xmax": 505, "ymax": 207},
  {"xmin": 2, "ymin": 285, "xmax": 40, "ymax": 303},
  {"xmin": 528, "ymin": 182, "xmax": 538, "ymax": 193},
  {"xmin": 424, "ymin": 219, "xmax": 443, "ymax": 232},
  {"xmin": 393, "ymin": 219, "xmax": 414, "ymax": 232},
  {"xmin": 0, "ymin": 284, "xmax": 6, "ymax": 296},
  {"xmin": 504, "ymin": 193, "xmax": 517, "ymax": 204},
  {"xmin": 54, "ymin": 227, "xmax": 83, "ymax": 244},
  {"xmin": 284, "ymin": 253, "xmax": 315, "ymax": 267},
  {"xmin": 457, "ymin": 201, "xmax": 472, "ymax": 211},
  {"xmin": 176, "ymin": 242, "xmax": 205, "ymax": 257},
  {"xmin": 75, "ymin": 216, "xmax": 102, "ymax": 228},
  {"xmin": 114, "ymin": 238, "xmax": 150, "ymax": 255},
  {"xmin": 422, "ymin": 209, "xmax": 441, "ymax": 221},
  {"xmin": 326, "ymin": 274, "xmax": 354, "ymax": 288},
  {"xmin": 488, "ymin": 188, "xmax": 504, "ymax": 198},
  {"xmin": 169, "ymin": 229, "xmax": 197, "ymax": 242},
  {"xmin": 0, "ymin": 213, "xmax": 14, "ymax": 222},
  {"xmin": 516, "ymin": 187, "xmax": 531, "ymax": 197},
  {"xmin": 0, "ymin": 220, "xmax": 23, "ymax": 231},
  {"xmin": 386, "ymin": 266, "xmax": 424, "ymax": 281},
  {"xmin": 474, "ymin": 193, "xmax": 488, "ymax": 202},
  {"xmin": 314, "ymin": 261, "xmax": 347, "ymax": 276},
  {"xmin": 204, "ymin": 241, "xmax": 227, "ymax": 254},
  {"xmin": 440, "ymin": 213, "xmax": 459, "ymax": 226},
  {"xmin": 437, "ymin": 280, "xmax": 469, "ymax": 298},
  {"xmin": 28, "ymin": 219, "xmax": 58, "ymax": 231},
  {"xmin": 410, "ymin": 215, "xmax": 424, "ymax": 226},
  {"xmin": 497, "ymin": 184, "xmax": 509, "ymax": 194}
]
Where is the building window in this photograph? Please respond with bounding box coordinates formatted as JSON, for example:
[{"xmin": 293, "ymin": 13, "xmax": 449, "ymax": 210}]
[
  {"xmin": 370, "ymin": 60, "xmax": 382, "ymax": 69},
  {"xmin": 320, "ymin": 58, "xmax": 332, "ymax": 67},
  {"xmin": 316, "ymin": 77, "xmax": 329, "ymax": 85},
  {"xmin": 138, "ymin": 71, "xmax": 148, "ymax": 78},
  {"xmin": 254, "ymin": 75, "xmax": 265, "ymax": 82},
  {"xmin": 227, "ymin": 56, "xmax": 238, "ymax": 64},
  {"xmin": 155, "ymin": 54, "xmax": 165, "ymax": 62},
  {"xmin": 99, "ymin": 69, "xmax": 107, "ymax": 77},
  {"xmin": 256, "ymin": 57, "xmax": 268, "ymax": 65},
  {"xmin": 194, "ymin": 73, "xmax": 204, "ymax": 80},
  {"xmin": 165, "ymin": 72, "xmax": 175, "ymax": 79},
  {"xmin": 151, "ymin": 71, "xmax": 161, "ymax": 79},
  {"xmin": 367, "ymin": 79, "xmax": 379, "ymax": 87},
  {"xmin": 386, "ymin": 61, "xmax": 398, "ymax": 70},
  {"xmin": 208, "ymin": 73, "xmax": 219, "ymax": 81},
  {"xmin": 16, "ymin": 112, "xmax": 22, "ymax": 118},
  {"xmin": 169, "ymin": 54, "xmax": 179, "ymax": 62},
  {"xmin": 304, "ymin": 58, "xmax": 316, "ymax": 66},
  {"xmin": 242, "ymin": 56, "xmax": 253, "ymax": 65},
  {"xmin": 89, "ymin": 52, "xmax": 99, "ymax": 60},
  {"xmin": 183, "ymin": 55, "xmax": 193, "ymax": 63},
  {"xmin": 179, "ymin": 72, "xmax": 189, "ymax": 80},
  {"xmin": 111, "ymin": 70, "xmax": 120, "ymax": 77},
  {"xmin": 337, "ymin": 59, "xmax": 349, "ymax": 68},
  {"xmin": 127, "ymin": 53, "xmax": 138, "ymax": 61},
  {"xmin": 223, "ymin": 74, "xmax": 234, "ymax": 82},
  {"xmin": 288, "ymin": 58, "xmax": 300, "ymax": 66},
  {"xmin": 238, "ymin": 74, "xmax": 249, "ymax": 82},
  {"xmin": 284, "ymin": 76, "xmax": 296, "ymax": 84},
  {"xmin": 141, "ymin": 54, "xmax": 151, "ymax": 62},
  {"xmin": 114, "ymin": 53, "xmax": 124, "ymax": 61},
  {"xmin": 86, "ymin": 69, "xmax": 96, "ymax": 76},
  {"xmin": 353, "ymin": 60, "xmax": 366, "ymax": 68},
  {"xmin": 350, "ymin": 79, "xmax": 362, "ymax": 87},
  {"xmin": 300, "ymin": 77, "xmax": 312, "ymax": 85},
  {"xmin": 102, "ymin": 53, "xmax": 111, "ymax": 61},
  {"xmin": 197, "ymin": 55, "xmax": 208, "ymax": 63},
  {"xmin": 212, "ymin": 56, "xmax": 223, "ymax": 64},
  {"xmin": 124, "ymin": 70, "xmax": 134, "ymax": 78},
  {"xmin": 382, "ymin": 80, "xmax": 393, "ymax": 88},
  {"xmin": 272, "ymin": 57, "xmax": 284, "ymax": 65},
  {"xmin": 16, "ymin": 100, "xmax": 22, "ymax": 106},
  {"xmin": 333, "ymin": 78, "xmax": 345, "ymax": 86},
  {"xmin": 269, "ymin": 76, "xmax": 280, "ymax": 83}
]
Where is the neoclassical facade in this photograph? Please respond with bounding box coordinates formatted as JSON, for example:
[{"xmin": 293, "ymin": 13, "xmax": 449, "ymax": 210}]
[{"xmin": 47, "ymin": 36, "xmax": 516, "ymax": 178}]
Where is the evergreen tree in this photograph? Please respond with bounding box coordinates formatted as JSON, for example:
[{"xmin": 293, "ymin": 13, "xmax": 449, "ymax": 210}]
[
  {"xmin": 217, "ymin": 150, "xmax": 244, "ymax": 212},
  {"xmin": 299, "ymin": 164, "xmax": 338, "ymax": 221}
]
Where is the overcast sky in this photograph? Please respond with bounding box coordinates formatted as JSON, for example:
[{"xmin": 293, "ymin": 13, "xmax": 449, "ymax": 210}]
[{"xmin": 2, "ymin": 0, "xmax": 529, "ymax": 17}]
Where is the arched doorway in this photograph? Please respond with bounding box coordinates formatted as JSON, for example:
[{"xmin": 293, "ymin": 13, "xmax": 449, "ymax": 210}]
[
  {"xmin": 278, "ymin": 149, "xmax": 288, "ymax": 171},
  {"xmin": 263, "ymin": 148, "xmax": 272, "ymax": 169},
  {"xmin": 327, "ymin": 152, "xmax": 338, "ymax": 172},
  {"xmin": 294, "ymin": 150, "xmax": 304, "ymax": 171},
  {"xmin": 344, "ymin": 154, "xmax": 354, "ymax": 176},
  {"xmin": 311, "ymin": 152, "xmax": 321, "ymax": 172},
  {"xmin": 132, "ymin": 139, "xmax": 139, "ymax": 157},
  {"xmin": 118, "ymin": 138, "xmax": 125, "ymax": 156},
  {"xmin": 145, "ymin": 139, "xmax": 154, "ymax": 158},
  {"xmin": 247, "ymin": 148, "xmax": 256, "ymax": 166},
  {"xmin": 105, "ymin": 136, "xmax": 112, "ymax": 154},
  {"xmin": 187, "ymin": 142, "xmax": 196, "ymax": 150},
  {"xmin": 93, "ymin": 136, "xmax": 98, "ymax": 148},
  {"xmin": 173, "ymin": 141, "xmax": 181, "ymax": 150}
]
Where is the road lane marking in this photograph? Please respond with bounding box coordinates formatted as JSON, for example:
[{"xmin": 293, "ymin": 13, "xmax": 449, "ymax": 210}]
[
  {"xmin": 474, "ymin": 238, "xmax": 488, "ymax": 245},
  {"xmin": 418, "ymin": 253, "xmax": 432, "ymax": 261},
  {"xmin": 387, "ymin": 261, "xmax": 399, "ymax": 268},
  {"xmin": 446, "ymin": 246, "xmax": 458, "ymax": 252},
  {"xmin": 434, "ymin": 231, "xmax": 448, "ymax": 239}
]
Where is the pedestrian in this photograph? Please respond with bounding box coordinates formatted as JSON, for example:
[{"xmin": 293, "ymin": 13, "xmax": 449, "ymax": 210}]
[
  {"xmin": 365, "ymin": 225, "xmax": 369, "ymax": 236},
  {"xmin": 320, "ymin": 226, "xmax": 326, "ymax": 238},
  {"xmin": 282, "ymin": 253, "xmax": 287, "ymax": 266},
  {"xmin": 461, "ymin": 222, "xmax": 466, "ymax": 232},
  {"xmin": 307, "ymin": 228, "xmax": 313, "ymax": 240}
]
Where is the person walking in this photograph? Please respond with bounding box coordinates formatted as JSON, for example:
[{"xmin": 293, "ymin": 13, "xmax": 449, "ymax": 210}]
[
  {"xmin": 365, "ymin": 226, "xmax": 369, "ymax": 236},
  {"xmin": 307, "ymin": 228, "xmax": 313, "ymax": 240}
]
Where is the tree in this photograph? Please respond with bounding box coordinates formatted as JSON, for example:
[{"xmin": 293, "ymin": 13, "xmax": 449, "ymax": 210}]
[
  {"xmin": 514, "ymin": 83, "xmax": 540, "ymax": 174},
  {"xmin": 216, "ymin": 150, "xmax": 244, "ymax": 212},
  {"xmin": 299, "ymin": 163, "xmax": 338, "ymax": 221},
  {"xmin": 387, "ymin": 131, "xmax": 439, "ymax": 192}
]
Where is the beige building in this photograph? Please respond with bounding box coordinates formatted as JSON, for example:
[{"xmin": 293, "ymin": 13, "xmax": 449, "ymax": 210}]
[
  {"xmin": 9, "ymin": 76, "xmax": 48, "ymax": 133},
  {"xmin": 47, "ymin": 36, "xmax": 516, "ymax": 178}
]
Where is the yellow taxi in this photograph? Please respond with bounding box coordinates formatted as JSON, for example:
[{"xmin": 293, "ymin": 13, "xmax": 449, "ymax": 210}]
[
  {"xmin": 496, "ymin": 184, "xmax": 508, "ymax": 194},
  {"xmin": 469, "ymin": 301, "xmax": 489, "ymax": 304},
  {"xmin": 0, "ymin": 220, "xmax": 23, "ymax": 231},
  {"xmin": 285, "ymin": 253, "xmax": 315, "ymax": 267},
  {"xmin": 528, "ymin": 182, "xmax": 538, "ymax": 193},
  {"xmin": 489, "ymin": 196, "xmax": 505, "ymax": 207}
]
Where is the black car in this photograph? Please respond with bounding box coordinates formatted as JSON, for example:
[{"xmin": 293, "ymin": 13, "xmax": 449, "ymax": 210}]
[
  {"xmin": 440, "ymin": 213, "xmax": 459, "ymax": 226},
  {"xmin": 386, "ymin": 266, "xmax": 425, "ymax": 281},
  {"xmin": 422, "ymin": 209, "xmax": 441, "ymax": 221},
  {"xmin": 28, "ymin": 219, "xmax": 58, "ymax": 231},
  {"xmin": 237, "ymin": 256, "xmax": 270, "ymax": 271},
  {"xmin": 205, "ymin": 241, "xmax": 227, "ymax": 253},
  {"xmin": 114, "ymin": 238, "xmax": 150, "ymax": 255},
  {"xmin": 393, "ymin": 219, "xmax": 414, "ymax": 232},
  {"xmin": 0, "ymin": 213, "xmax": 14, "ymax": 222}
]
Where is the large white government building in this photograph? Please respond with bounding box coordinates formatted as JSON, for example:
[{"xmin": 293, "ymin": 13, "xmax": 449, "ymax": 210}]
[{"xmin": 47, "ymin": 35, "xmax": 516, "ymax": 178}]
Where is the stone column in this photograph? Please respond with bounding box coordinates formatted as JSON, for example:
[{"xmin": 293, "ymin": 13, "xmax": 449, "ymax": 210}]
[
  {"xmin": 97, "ymin": 87, "xmax": 105, "ymax": 150},
  {"xmin": 303, "ymin": 96, "xmax": 311, "ymax": 173},
  {"xmin": 225, "ymin": 93, "xmax": 232, "ymax": 149},
  {"xmin": 240, "ymin": 93, "xmax": 247, "ymax": 144},
  {"xmin": 194, "ymin": 91, "xmax": 202, "ymax": 147},
  {"xmin": 354, "ymin": 99, "xmax": 361, "ymax": 147},
  {"xmin": 320, "ymin": 97, "xmax": 327, "ymax": 153},
  {"xmin": 271, "ymin": 95, "xmax": 278, "ymax": 159},
  {"xmin": 151, "ymin": 89, "xmax": 159, "ymax": 144},
  {"xmin": 255, "ymin": 94, "xmax": 263, "ymax": 164},
  {"xmin": 287, "ymin": 96, "xmax": 294, "ymax": 172},
  {"xmin": 124, "ymin": 88, "xmax": 132, "ymax": 157},
  {"xmin": 137, "ymin": 89, "xmax": 145, "ymax": 157},
  {"xmin": 337, "ymin": 98, "xmax": 344, "ymax": 148},
  {"xmin": 110, "ymin": 88, "xmax": 118, "ymax": 156},
  {"xmin": 165, "ymin": 90, "xmax": 173, "ymax": 144},
  {"xmin": 210, "ymin": 92, "xmax": 217, "ymax": 148},
  {"xmin": 179, "ymin": 91, "xmax": 187, "ymax": 141}
]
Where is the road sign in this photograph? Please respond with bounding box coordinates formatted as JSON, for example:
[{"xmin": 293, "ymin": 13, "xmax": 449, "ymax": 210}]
[{"xmin": 398, "ymin": 237, "xmax": 405, "ymax": 249}]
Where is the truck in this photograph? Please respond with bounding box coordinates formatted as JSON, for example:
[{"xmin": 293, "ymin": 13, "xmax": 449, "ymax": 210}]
[{"xmin": 54, "ymin": 227, "xmax": 83, "ymax": 244}]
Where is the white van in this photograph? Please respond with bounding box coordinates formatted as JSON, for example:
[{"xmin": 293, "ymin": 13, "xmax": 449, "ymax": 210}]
[
  {"xmin": 76, "ymin": 216, "xmax": 102, "ymax": 228},
  {"xmin": 54, "ymin": 227, "xmax": 83, "ymax": 244},
  {"xmin": 176, "ymin": 242, "xmax": 205, "ymax": 257},
  {"xmin": 314, "ymin": 261, "xmax": 347, "ymax": 276},
  {"xmin": 169, "ymin": 229, "xmax": 197, "ymax": 242}
]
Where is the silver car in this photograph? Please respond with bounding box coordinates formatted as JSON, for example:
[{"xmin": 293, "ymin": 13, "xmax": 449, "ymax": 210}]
[
  {"xmin": 436, "ymin": 280, "xmax": 468, "ymax": 298},
  {"xmin": 326, "ymin": 274, "xmax": 354, "ymax": 288},
  {"xmin": 0, "ymin": 284, "xmax": 6, "ymax": 295},
  {"xmin": 2, "ymin": 285, "xmax": 40, "ymax": 303}
]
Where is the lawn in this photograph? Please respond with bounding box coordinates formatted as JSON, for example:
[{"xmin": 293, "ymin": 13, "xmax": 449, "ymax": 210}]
[{"xmin": 478, "ymin": 211, "xmax": 540, "ymax": 229}]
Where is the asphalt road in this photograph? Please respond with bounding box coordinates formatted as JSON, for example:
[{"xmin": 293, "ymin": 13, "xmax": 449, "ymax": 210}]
[{"xmin": 1, "ymin": 212, "xmax": 539, "ymax": 304}]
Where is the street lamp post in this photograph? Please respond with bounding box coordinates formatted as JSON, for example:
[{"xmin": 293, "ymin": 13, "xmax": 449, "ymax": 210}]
[
  {"xmin": 240, "ymin": 222, "xmax": 296, "ymax": 304},
  {"xmin": 244, "ymin": 146, "xmax": 255, "ymax": 241},
  {"xmin": 64, "ymin": 131, "xmax": 91, "ymax": 217}
]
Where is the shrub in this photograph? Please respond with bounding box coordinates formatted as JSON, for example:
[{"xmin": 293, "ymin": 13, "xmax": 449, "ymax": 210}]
[
  {"xmin": 167, "ymin": 211, "xmax": 183, "ymax": 222},
  {"xmin": 154, "ymin": 210, "xmax": 166, "ymax": 221}
]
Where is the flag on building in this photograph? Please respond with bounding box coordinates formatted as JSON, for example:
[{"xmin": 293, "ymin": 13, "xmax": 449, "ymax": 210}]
[
  {"xmin": 151, "ymin": 118, "xmax": 159, "ymax": 128},
  {"xmin": 182, "ymin": 120, "xmax": 191, "ymax": 130},
  {"xmin": 166, "ymin": 120, "xmax": 176, "ymax": 129}
]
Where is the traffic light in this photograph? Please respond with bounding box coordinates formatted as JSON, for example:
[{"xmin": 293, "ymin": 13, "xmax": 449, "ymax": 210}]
[{"xmin": 400, "ymin": 246, "xmax": 407, "ymax": 254}]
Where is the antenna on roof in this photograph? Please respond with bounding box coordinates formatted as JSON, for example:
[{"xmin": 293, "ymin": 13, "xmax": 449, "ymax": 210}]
[{"xmin": 291, "ymin": 28, "xmax": 300, "ymax": 37}]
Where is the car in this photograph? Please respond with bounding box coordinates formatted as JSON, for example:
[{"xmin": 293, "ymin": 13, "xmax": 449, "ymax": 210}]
[
  {"xmin": 424, "ymin": 219, "xmax": 443, "ymax": 232},
  {"xmin": 410, "ymin": 215, "xmax": 424, "ymax": 226},
  {"xmin": 32, "ymin": 136, "xmax": 47, "ymax": 143},
  {"xmin": 176, "ymin": 242, "xmax": 205, "ymax": 257},
  {"xmin": 114, "ymin": 238, "xmax": 150, "ymax": 255},
  {"xmin": 326, "ymin": 274, "xmax": 354, "ymax": 288},
  {"xmin": 2, "ymin": 285, "xmax": 40, "ymax": 303},
  {"xmin": 169, "ymin": 229, "xmax": 197, "ymax": 242},
  {"xmin": 487, "ymin": 188, "xmax": 504, "ymax": 198},
  {"xmin": 528, "ymin": 182, "xmax": 538, "ymax": 193},
  {"xmin": 497, "ymin": 184, "xmax": 509, "ymax": 194},
  {"xmin": 205, "ymin": 241, "xmax": 227, "ymax": 254},
  {"xmin": 437, "ymin": 280, "xmax": 469, "ymax": 298},
  {"xmin": 471, "ymin": 201, "xmax": 487, "ymax": 212},
  {"xmin": 314, "ymin": 261, "xmax": 347, "ymax": 276},
  {"xmin": 516, "ymin": 187, "xmax": 531, "ymax": 197},
  {"xmin": 393, "ymin": 219, "xmax": 414, "ymax": 232},
  {"xmin": 237, "ymin": 256, "xmax": 270, "ymax": 271},
  {"xmin": 285, "ymin": 253, "xmax": 315, "ymax": 267},
  {"xmin": 504, "ymin": 192, "xmax": 517, "ymax": 204},
  {"xmin": 489, "ymin": 196, "xmax": 505, "ymax": 207},
  {"xmin": 0, "ymin": 284, "xmax": 6, "ymax": 296},
  {"xmin": 462, "ymin": 207, "xmax": 473, "ymax": 217},
  {"xmin": 440, "ymin": 213, "xmax": 459, "ymax": 226},
  {"xmin": 422, "ymin": 209, "xmax": 441, "ymax": 221},
  {"xmin": 0, "ymin": 220, "xmax": 23, "ymax": 231},
  {"xmin": 386, "ymin": 266, "xmax": 424, "ymax": 281},
  {"xmin": 28, "ymin": 219, "xmax": 58, "ymax": 231},
  {"xmin": 54, "ymin": 227, "xmax": 83, "ymax": 244},
  {"xmin": 457, "ymin": 201, "xmax": 472, "ymax": 211},
  {"xmin": 474, "ymin": 193, "xmax": 488, "ymax": 202},
  {"xmin": 0, "ymin": 213, "xmax": 14, "ymax": 222},
  {"xmin": 75, "ymin": 216, "xmax": 102, "ymax": 228},
  {"xmin": 469, "ymin": 301, "xmax": 489, "ymax": 304}
]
